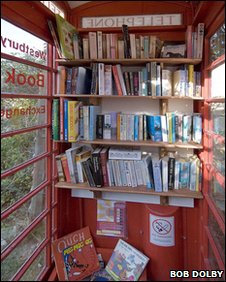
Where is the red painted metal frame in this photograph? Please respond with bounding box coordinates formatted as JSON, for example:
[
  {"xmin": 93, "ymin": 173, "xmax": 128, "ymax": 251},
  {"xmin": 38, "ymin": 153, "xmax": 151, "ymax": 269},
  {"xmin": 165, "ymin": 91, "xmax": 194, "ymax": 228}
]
[
  {"xmin": 201, "ymin": 10, "xmax": 225, "ymax": 275},
  {"xmin": 1, "ymin": 16, "xmax": 58, "ymax": 282}
]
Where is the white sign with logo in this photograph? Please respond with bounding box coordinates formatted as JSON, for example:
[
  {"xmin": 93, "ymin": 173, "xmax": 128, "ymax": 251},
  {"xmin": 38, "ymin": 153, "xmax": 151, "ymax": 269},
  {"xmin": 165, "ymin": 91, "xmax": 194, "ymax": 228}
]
[
  {"xmin": 150, "ymin": 214, "xmax": 175, "ymax": 247},
  {"xmin": 82, "ymin": 14, "xmax": 182, "ymax": 28}
]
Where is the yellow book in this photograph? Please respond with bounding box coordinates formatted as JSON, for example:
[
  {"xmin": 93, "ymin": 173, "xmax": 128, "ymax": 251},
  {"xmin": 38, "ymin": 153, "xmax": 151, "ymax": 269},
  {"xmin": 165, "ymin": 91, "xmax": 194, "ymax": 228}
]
[
  {"xmin": 68, "ymin": 100, "xmax": 80, "ymax": 142},
  {"xmin": 188, "ymin": 64, "xmax": 194, "ymax": 97}
]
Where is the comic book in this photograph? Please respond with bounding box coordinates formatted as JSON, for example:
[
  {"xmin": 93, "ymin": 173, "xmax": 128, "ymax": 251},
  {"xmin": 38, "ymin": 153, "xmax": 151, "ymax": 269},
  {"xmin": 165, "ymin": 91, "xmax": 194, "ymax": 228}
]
[
  {"xmin": 52, "ymin": 226, "xmax": 100, "ymax": 281},
  {"xmin": 105, "ymin": 239, "xmax": 149, "ymax": 281}
]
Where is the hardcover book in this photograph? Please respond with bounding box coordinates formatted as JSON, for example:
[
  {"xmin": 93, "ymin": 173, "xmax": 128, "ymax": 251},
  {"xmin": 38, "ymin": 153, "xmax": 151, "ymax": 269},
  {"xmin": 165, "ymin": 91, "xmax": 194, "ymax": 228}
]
[
  {"xmin": 52, "ymin": 226, "xmax": 100, "ymax": 281},
  {"xmin": 105, "ymin": 239, "xmax": 149, "ymax": 281},
  {"xmin": 55, "ymin": 14, "xmax": 76, "ymax": 60},
  {"xmin": 97, "ymin": 199, "xmax": 127, "ymax": 238}
]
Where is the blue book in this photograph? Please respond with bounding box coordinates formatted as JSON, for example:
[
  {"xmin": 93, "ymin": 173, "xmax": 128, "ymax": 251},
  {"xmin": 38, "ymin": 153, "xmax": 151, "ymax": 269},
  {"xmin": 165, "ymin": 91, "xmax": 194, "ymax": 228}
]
[
  {"xmin": 192, "ymin": 113, "xmax": 202, "ymax": 144},
  {"xmin": 179, "ymin": 160, "xmax": 190, "ymax": 189},
  {"xmin": 89, "ymin": 105, "xmax": 101, "ymax": 140},
  {"xmin": 171, "ymin": 112, "xmax": 176, "ymax": 143},
  {"xmin": 134, "ymin": 114, "xmax": 139, "ymax": 141},
  {"xmin": 111, "ymin": 112, "xmax": 117, "ymax": 140},
  {"xmin": 63, "ymin": 99, "xmax": 68, "ymax": 141},
  {"xmin": 152, "ymin": 155, "xmax": 162, "ymax": 192},
  {"xmin": 149, "ymin": 115, "xmax": 162, "ymax": 142}
]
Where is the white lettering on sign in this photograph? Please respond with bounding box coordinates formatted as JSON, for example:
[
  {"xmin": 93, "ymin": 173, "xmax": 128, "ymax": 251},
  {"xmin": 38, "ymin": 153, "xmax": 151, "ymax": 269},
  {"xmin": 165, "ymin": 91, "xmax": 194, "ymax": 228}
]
[
  {"xmin": 82, "ymin": 14, "xmax": 182, "ymax": 28},
  {"xmin": 150, "ymin": 214, "xmax": 175, "ymax": 247}
]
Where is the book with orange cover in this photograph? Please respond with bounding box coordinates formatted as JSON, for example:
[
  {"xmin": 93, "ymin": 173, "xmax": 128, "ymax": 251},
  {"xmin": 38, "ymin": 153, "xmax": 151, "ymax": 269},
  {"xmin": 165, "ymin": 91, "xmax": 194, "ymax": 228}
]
[{"xmin": 52, "ymin": 226, "xmax": 100, "ymax": 281}]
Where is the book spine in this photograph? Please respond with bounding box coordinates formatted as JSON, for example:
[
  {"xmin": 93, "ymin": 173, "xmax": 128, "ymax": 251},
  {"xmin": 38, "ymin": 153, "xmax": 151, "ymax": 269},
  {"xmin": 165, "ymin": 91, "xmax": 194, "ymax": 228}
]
[
  {"xmin": 61, "ymin": 154, "xmax": 71, "ymax": 182},
  {"xmin": 98, "ymin": 63, "xmax": 105, "ymax": 95},
  {"xmin": 96, "ymin": 114, "xmax": 104, "ymax": 139},
  {"xmin": 55, "ymin": 155, "xmax": 65, "ymax": 182},
  {"xmin": 168, "ymin": 157, "xmax": 175, "ymax": 190},
  {"xmin": 52, "ymin": 99, "xmax": 60, "ymax": 141},
  {"xmin": 122, "ymin": 24, "xmax": 131, "ymax": 58},
  {"xmin": 63, "ymin": 99, "xmax": 68, "ymax": 141},
  {"xmin": 152, "ymin": 158, "xmax": 163, "ymax": 192},
  {"xmin": 116, "ymin": 64, "xmax": 127, "ymax": 96},
  {"xmin": 112, "ymin": 65, "xmax": 123, "ymax": 96},
  {"xmin": 97, "ymin": 30, "xmax": 103, "ymax": 59},
  {"xmin": 92, "ymin": 150, "xmax": 103, "ymax": 187},
  {"xmin": 100, "ymin": 149, "xmax": 109, "ymax": 186}
]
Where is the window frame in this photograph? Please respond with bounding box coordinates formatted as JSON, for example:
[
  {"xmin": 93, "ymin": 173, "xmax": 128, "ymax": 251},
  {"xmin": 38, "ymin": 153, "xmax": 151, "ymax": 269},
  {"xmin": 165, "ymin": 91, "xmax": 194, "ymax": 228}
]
[{"xmin": 1, "ymin": 3, "xmax": 61, "ymax": 280}]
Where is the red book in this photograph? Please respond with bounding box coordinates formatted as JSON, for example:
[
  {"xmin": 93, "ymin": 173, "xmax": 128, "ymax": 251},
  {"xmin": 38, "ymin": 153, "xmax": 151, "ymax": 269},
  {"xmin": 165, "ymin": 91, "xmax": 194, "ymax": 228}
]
[
  {"xmin": 60, "ymin": 153, "xmax": 71, "ymax": 182},
  {"xmin": 52, "ymin": 226, "xmax": 100, "ymax": 281},
  {"xmin": 112, "ymin": 65, "xmax": 123, "ymax": 96},
  {"xmin": 100, "ymin": 147, "xmax": 109, "ymax": 186},
  {"xmin": 186, "ymin": 25, "xmax": 193, "ymax": 58}
]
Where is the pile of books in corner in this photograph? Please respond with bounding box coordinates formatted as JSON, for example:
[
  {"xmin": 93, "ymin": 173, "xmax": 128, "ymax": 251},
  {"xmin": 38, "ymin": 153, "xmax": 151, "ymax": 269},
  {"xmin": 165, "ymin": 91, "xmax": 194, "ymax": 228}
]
[{"xmin": 52, "ymin": 226, "xmax": 149, "ymax": 281}]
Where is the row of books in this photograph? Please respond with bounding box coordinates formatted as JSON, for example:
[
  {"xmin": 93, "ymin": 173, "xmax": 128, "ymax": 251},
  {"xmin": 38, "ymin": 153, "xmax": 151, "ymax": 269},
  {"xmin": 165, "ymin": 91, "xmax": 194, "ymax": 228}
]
[
  {"xmin": 50, "ymin": 14, "xmax": 204, "ymax": 60},
  {"xmin": 57, "ymin": 63, "xmax": 202, "ymax": 97},
  {"xmin": 52, "ymin": 100, "xmax": 202, "ymax": 144},
  {"xmin": 56, "ymin": 145, "xmax": 202, "ymax": 192}
]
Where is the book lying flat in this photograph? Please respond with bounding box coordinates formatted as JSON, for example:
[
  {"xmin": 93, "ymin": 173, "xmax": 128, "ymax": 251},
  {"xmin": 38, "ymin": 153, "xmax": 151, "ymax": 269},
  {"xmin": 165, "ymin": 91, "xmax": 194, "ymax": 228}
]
[{"xmin": 105, "ymin": 239, "xmax": 149, "ymax": 281}]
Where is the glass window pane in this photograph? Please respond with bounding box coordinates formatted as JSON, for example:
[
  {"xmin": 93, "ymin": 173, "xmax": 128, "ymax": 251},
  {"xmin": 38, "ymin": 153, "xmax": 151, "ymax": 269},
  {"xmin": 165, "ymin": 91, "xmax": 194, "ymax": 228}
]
[
  {"xmin": 19, "ymin": 250, "xmax": 45, "ymax": 281},
  {"xmin": 1, "ymin": 129, "xmax": 47, "ymax": 173},
  {"xmin": 208, "ymin": 209, "xmax": 225, "ymax": 263},
  {"xmin": 1, "ymin": 98, "xmax": 47, "ymax": 133},
  {"xmin": 1, "ymin": 188, "xmax": 47, "ymax": 253},
  {"xmin": 1, "ymin": 19, "xmax": 47, "ymax": 66},
  {"xmin": 209, "ymin": 176, "xmax": 225, "ymax": 220},
  {"xmin": 210, "ymin": 63, "xmax": 225, "ymax": 98},
  {"xmin": 213, "ymin": 140, "xmax": 225, "ymax": 176},
  {"xmin": 1, "ymin": 159, "xmax": 47, "ymax": 212},
  {"xmin": 210, "ymin": 103, "xmax": 225, "ymax": 136},
  {"xmin": 1, "ymin": 219, "xmax": 46, "ymax": 281},
  {"xmin": 209, "ymin": 23, "xmax": 225, "ymax": 63},
  {"xmin": 1, "ymin": 59, "xmax": 48, "ymax": 95},
  {"xmin": 208, "ymin": 244, "xmax": 225, "ymax": 281}
]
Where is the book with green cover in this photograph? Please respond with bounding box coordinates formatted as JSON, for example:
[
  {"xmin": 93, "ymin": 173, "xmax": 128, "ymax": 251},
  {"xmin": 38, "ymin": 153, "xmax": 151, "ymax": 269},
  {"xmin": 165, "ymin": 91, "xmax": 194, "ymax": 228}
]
[{"xmin": 55, "ymin": 14, "xmax": 76, "ymax": 59}]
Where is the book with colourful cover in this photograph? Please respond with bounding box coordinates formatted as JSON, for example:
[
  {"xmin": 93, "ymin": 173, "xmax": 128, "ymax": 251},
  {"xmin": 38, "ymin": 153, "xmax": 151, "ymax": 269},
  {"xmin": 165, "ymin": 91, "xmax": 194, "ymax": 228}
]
[
  {"xmin": 55, "ymin": 14, "xmax": 76, "ymax": 60},
  {"xmin": 52, "ymin": 226, "xmax": 100, "ymax": 281},
  {"xmin": 97, "ymin": 199, "xmax": 127, "ymax": 238},
  {"xmin": 105, "ymin": 239, "xmax": 149, "ymax": 281}
]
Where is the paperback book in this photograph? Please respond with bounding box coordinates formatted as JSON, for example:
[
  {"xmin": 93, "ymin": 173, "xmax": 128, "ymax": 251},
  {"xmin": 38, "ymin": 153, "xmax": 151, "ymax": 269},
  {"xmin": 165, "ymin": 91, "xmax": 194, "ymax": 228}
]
[
  {"xmin": 52, "ymin": 226, "xmax": 100, "ymax": 281},
  {"xmin": 96, "ymin": 199, "xmax": 127, "ymax": 238},
  {"xmin": 105, "ymin": 239, "xmax": 149, "ymax": 281}
]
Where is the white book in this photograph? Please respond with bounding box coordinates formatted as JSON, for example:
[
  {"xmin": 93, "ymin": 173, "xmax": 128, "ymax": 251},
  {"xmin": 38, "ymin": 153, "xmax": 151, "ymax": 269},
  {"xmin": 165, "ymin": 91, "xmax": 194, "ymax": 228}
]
[
  {"xmin": 97, "ymin": 30, "xmax": 103, "ymax": 59},
  {"xmin": 65, "ymin": 146, "xmax": 83, "ymax": 183},
  {"xmin": 123, "ymin": 160, "xmax": 132, "ymax": 187},
  {"xmin": 118, "ymin": 160, "xmax": 128, "ymax": 186},
  {"xmin": 98, "ymin": 63, "xmax": 105, "ymax": 95},
  {"xmin": 197, "ymin": 23, "xmax": 205, "ymax": 59},
  {"xmin": 139, "ymin": 35, "xmax": 144, "ymax": 58},
  {"xmin": 83, "ymin": 105, "xmax": 90, "ymax": 140},
  {"xmin": 161, "ymin": 115, "xmax": 168, "ymax": 142},
  {"xmin": 161, "ymin": 69, "xmax": 172, "ymax": 96},
  {"xmin": 104, "ymin": 64, "xmax": 112, "ymax": 95},
  {"xmin": 173, "ymin": 70, "xmax": 186, "ymax": 97},
  {"xmin": 82, "ymin": 37, "xmax": 89, "ymax": 59},
  {"xmin": 103, "ymin": 113, "xmax": 112, "ymax": 139},
  {"xmin": 106, "ymin": 33, "xmax": 111, "ymax": 59},
  {"xmin": 108, "ymin": 147, "xmax": 142, "ymax": 160},
  {"xmin": 88, "ymin": 31, "xmax": 97, "ymax": 59},
  {"xmin": 116, "ymin": 64, "xmax": 127, "ymax": 96},
  {"xmin": 128, "ymin": 160, "xmax": 137, "ymax": 187},
  {"xmin": 107, "ymin": 160, "xmax": 115, "ymax": 186},
  {"xmin": 129, "ymin": 33, "xmax": 136, "ymax": 59},
  {"xmin": 161, "ymin": 156, "xmax": 168, "ymax": 192},
  {"xmin": 134, "ymin": 160, "xmax": 144, "ymax": 186},
  {"xmin": 189, "ymin": 156, "xmax": 198, "ymax": 191}
]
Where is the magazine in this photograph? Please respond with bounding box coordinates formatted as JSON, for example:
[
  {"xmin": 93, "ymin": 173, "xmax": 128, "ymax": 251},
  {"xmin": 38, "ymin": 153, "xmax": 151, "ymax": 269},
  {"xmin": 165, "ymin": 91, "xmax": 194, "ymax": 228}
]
[
  {"xmin": 52, "ymin": 226, "xmax": 100, "ymax": 281},
  {"xmin": 105, "ymin": 239, "xmax": 149, "ymax": 281}
]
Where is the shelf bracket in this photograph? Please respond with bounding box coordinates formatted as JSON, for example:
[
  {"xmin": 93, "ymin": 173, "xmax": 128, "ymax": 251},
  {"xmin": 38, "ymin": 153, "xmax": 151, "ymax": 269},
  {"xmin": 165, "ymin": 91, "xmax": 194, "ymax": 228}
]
[
  {"xmin": 92, "ymin": 190, "xmax": 102, "ymax": 199},
  {"xmin": 160, "ymin": 195, "xmax": 169, "ymax": 206}
]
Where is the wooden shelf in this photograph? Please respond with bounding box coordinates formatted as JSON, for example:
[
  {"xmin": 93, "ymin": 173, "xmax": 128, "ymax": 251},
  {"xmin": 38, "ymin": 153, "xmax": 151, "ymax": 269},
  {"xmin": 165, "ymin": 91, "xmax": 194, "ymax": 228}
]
[
  {"xmin": 54, "ymin": 139, "xmax": 203, "ymax": 149},
  {"xmin": 55, "ymin": 181, "xmax": 203, "ymax": 200},
  {"xmin": 55, "ymin": 58, "xmax": 202, "ymax": 66},
  {"xmin": 54, "ymin": 94, "xmax": 204, "ymax": 100}
]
